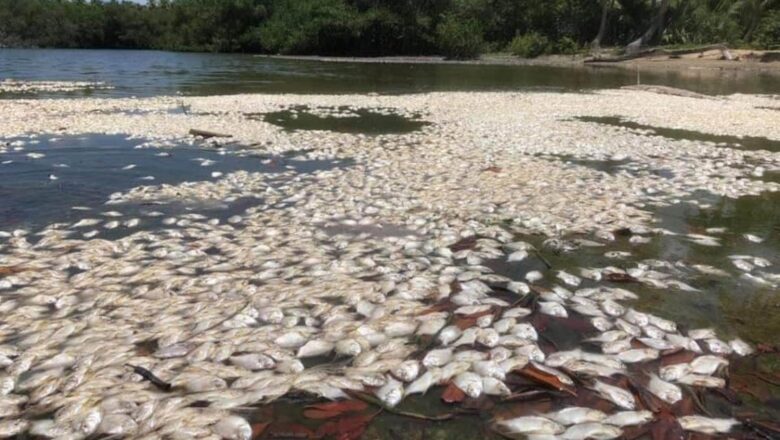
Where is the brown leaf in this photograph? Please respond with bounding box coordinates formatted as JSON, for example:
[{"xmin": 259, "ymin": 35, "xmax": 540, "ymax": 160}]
[
  {"xmin": 306, "ymin": 400, "xmax": 368, "ymax": 414},
  {"xmin": 450, "ymin": 236, "xmax": 479, "ymax": 252},
  {"xmin": 650, "ymin": 412, "xmax": 684, "ymax": 440},
  {"xmin": 482, "ymin": 166, "xmax": 502, "ymax": 173},
  {"xmin": 303, "ymin": 409, "xmax": 344, "ymax": 420},
  {"xmin": 660, "ymin": 350, "xmax": 697, "ymax": 367},
  {"xmin": 454, "ymin": 309, "xmax": 494, "ymax": 330},
  {"xmin": 516, "ymin": 365, "xmax": 577, "ymax": 396},
  {"xmin": 252, "ymin": 422, "xmax": 270, "ymax": 439},
  {"xmin": 442, "ymin": 382, "xmax": 466, "ymax": 403},
  {"xmin": 317, "ymin": 413, "xmax": 377, "ymax": 440}
]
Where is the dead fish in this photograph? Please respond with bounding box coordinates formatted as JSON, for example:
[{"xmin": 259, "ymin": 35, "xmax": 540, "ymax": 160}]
[
  {"xmin": 392, "ymin": 360, "xmax": 420, "ymax": 382},
  {"xmin": 297, "ymin": 340, "xmax": 334, "ymax": 358},
  {"xmin": 507, "ymin": 250, "xmax": 528, "ymax": 262},
  {"xmin": 691, "ymin": 265, "xmax": 729, "ymax": 277},
  {"xmin": 526, "ymin": 271, "xmax": 544, "ymax": 283},
  {"xmin": 688, "ymin": 328, "xmax": 716, "ymax": 340},
  {"xmin": 545, "ymin": 407, "xmax": 607, "ymax": 425},
  {"xmin": 676, "ymin": 374, "xmax": 725, "ymax": 388},
  {"xmin": 557, "ymin": 271, "xmax": 581, "ymax": 287},
  {"xmin": 496, "ymin": 416, "xmax": 565, "ymax": 436},
  {"xmin": 590, "ymin": 380, "xmax": 635, "ymax": 410},
  {"xmin": 648, "ymin": 374, "xmax": 682, "ymax": 404},
  {"xmin": 678, "ymin": 416, "xmax": 739, "ymax": 434},
  {"xmin": 482, "ymin": 377, "xmax": 511, "ymax": 396},
  {"xmin": 454, "ymin": 372, "xmax": 484, "ymax": 398},
  {"xmin": 538, "ymin": 301, "xmax": 568, "ymax": 318},
  {"xmin": 602, "ymin": 411, "xmax": 653, "ymax": 427},
  {"xmin": 729, "ymin": 338, "xmax": 753, "ymax": 356},
  {"xmin": 230, "ymin": 354, "xmax": 275, "ymax": 370},
  {"xmin": 126, "ymin": 364, "xmax": 172, "ymax": 391},
  {"xmin": 405, "ymin": 370, "xmax": 440, "ymax": 396},
  {"xmin": 0, "ymin": 419, "xmax": 29, "ymax": 438},
  {"xmin": 704, "ymin": 338, "xmax": 732, "ymax": 355},
  {"xmin": 659, "ymin": 363, "xmax": 692, "ymax": 382},
  {"xmin": 376, "ymin": 377, "xmax": 404, "ymax": 407},
  {"xmin": 689, "ymin": 355, "xmax": 728, "ymax": 375},
  {"xmin": 212, "ymin": 415, "xmax": 252, "ymax": 440},
  {"xmin": 561, "ymin": 423, "xmax": 622, "ymax": 440},
  {"xmin": 743, "ymin": 234, "xmax": 764, "ymax": 243},
  {"xmin": 617, "ymin": 349, "xmax": 659, "ymax": 363}
]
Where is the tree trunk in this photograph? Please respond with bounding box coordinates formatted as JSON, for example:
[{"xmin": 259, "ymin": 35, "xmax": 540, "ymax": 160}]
[
  {"xmin": 626, "ymin": 0, "xmax": 670, "ymax": 54},
  {"xmin": 591, "ymin": 0, "xmax": 614, "ymax": 50}
]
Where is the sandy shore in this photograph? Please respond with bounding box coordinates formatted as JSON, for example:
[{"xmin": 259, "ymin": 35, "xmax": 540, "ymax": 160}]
[{"xmin": 265, "ymin": 50, "xmax": 780, "ymax": 76}]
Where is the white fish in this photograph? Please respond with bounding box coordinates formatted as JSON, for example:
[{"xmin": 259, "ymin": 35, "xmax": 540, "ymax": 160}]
[
  {"xmin": 482, "ymin": 377, "xmax": 511, "ymax": 396},
  {"xmin": 688, "ymin": 328, "xmax": 716, "ymax": 340},
  {"xmin": 648, "ymin": 374, "xmax": 682, "ymax": 404},
  {"xmin": 0, "ymin": 419, "xmax": 29, "ymax": 437},
  {"xmin": 376, "ymin": 377, "xmax": 404, "ymax": 407},
  {"xmin": 729, "ymin": 338, "xmax": 753, "ymax": 356},
  {"xmin": 704, "ymin": 338, "xmax": 732, "ymax": 355},
  {"xmin": 392, "ymin": 360, "xmax": 420, "ymax": 382},
  {"xmin": 538, "ymin": 301, "xmax": 568, "ymax": 318},
  {"xmin": 496, "ymin": 416, "xmax": 565, "ymax": 436},
  {"xmin": 678, "ymin": 416, "xmax": 739, "ymax": 434},
  {"xmin": 212, "ymin": 415, "xmax": 252, "ymax": 440},
  {"xmin": 561, "ymin": 423, "xmax": 622, "ymax": 440},
  {"xmin": 453, "ymin": 372, "xmax": 483, "ymax": 398},
  {"xmin": 676, "ymin": 374, "xmax": 725, "ymax": 388},
  {"xmin": 297, "ymin": 340, "xmax": 334, "ymax": 358},
  {"xmin": 405, "ymin": 370, "xmax": 440, "ymax": 396},
  {"xmin": 743, "ymin": 234, "xmax": 764, "ymax": 243},
  {"xmin": 659, "ymin": 363, "xmax": 692, "ymax": 382},
  {"xmin": 526, "ymin": 270, "xmax": 544, "ymax": 282},
  {"xmin": 545, "ymin": 407, "xmax": 607, "ymax": 425},
  {"xmin": 591, "ymin": 380, "xmax": 635, "ymax": 409},
  {"xmin": 121, "ymin": 164, "xmax": 136, "ymax": 170},
  {"xmin": 602, "ymin": 410, "xmax": 653, "ymax": 427},
  {"xmin": 690, "ymin": 355, "xmax": 728, "ymax": 375},
  {"xmin": 423, "ymin": 348, "xmax": 453, "ymax": 368},
  {"xmin": 438, "ymin": 325, "xmax": 462, "ymax": 345},
  {"xmin": 507, "ymin": 250, "xmax": 528, "ymax": 262},
  {"xmin": 617, "ymin": 349, "xmax": 658, "ymax": 363},
  {"xmin": 230, "ymin": 354, "xmax": 275, "ymax": 370}
]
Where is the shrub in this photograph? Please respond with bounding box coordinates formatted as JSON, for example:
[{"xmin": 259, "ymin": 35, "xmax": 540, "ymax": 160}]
[
  {"xmin": 509, "ymin": 32, "xmax": 550, "ymax": 58},
  {"xmin": 554, "ymin": 36, "xmax": 579, "ymax": 55},
  {"xmin": 753, "ymin": 10, "xmax": 780, "ymax": 50},
  {"xmin": 435, "ymin": 15, "xmax": 485, "ymax": 59}
]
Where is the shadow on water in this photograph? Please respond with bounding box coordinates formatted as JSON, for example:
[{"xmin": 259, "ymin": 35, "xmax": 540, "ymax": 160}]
[
  {"xmin": 576, "ymin": 116, "xmax": 780, "ymax": 152},
  {"xmin": 543, "ymin": 154, "xmax": 675, "ymax": 178},
  {"xmin": 251, "ymin": 106, "xmax": 429, "ymax": 135},
  {"xmin": 0, "ymin": 134, "xmax": 348, "ymax": 234}
]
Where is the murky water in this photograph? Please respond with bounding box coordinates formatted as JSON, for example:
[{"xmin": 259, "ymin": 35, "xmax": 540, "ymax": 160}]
[
  {"xmin": 0, "ymin": 134, "xmax": 346, "ymax": 234},
  {"xmin": 2, "ymin": 49, "xmax": 780, "ymax": 98},
  {"xmin": 256, "ymin": 106, "xmax": 429, "ymax": 135},
  {"xmin": 577, "ymin": 116, "xmax": 780, "ymax": 153}
]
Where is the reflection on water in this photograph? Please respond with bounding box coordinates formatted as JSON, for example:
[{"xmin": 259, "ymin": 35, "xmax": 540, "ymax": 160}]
[
  {"xmin": 577, "ymin": 116, "xmax": 780, "ymax": 153},
  {"xmin": 256, "ymin": 106, "xmax": 429, "ymax": 135},
  {"xmin": 0, "ymin": 134, "xmax": 346, "ymax": 233},
  {"xmin": 2, "ymin": 49, "xmax": 780, "ymax": 98}
]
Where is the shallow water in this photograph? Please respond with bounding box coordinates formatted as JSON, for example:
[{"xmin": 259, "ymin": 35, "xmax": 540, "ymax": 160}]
[
  {"xmin": 256, "ymin": 106, "xmax": 429, "ymax": 135},
  {"xmin": 2, "ymin": 49, "xmax": 780, "ymax": 98},
  {"xmin": 0, "ymin": 134, "xmax": 346, "ymax": 233},
  {"xmin": 577, "ymin": 116, "xmax": 780, "ymax": 153}
]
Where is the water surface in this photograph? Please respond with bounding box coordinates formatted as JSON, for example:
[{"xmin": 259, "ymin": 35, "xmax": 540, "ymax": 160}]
[{"xmin": 2, "ymin": 49, "xmax": 779, "ymax": 97}]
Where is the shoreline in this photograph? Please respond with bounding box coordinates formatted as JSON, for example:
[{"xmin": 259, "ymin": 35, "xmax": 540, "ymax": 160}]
[{"xmin": 263, "ymin": 52, "xmax": 780, "ymax": 76}]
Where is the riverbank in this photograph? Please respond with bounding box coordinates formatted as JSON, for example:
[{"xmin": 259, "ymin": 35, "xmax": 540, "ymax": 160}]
[
  {"xmin": 1, "ymin": 89, "xmax": 779, "ymax": 438},
  {"xmin": 266, "ymin": 49, "xmax": 780, "ymax": 76}
]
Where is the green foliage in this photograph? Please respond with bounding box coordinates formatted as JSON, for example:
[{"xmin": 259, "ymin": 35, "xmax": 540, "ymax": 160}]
[
  {"xmin": 554, "ymin": 36, "xmax": 580, "ymax": 54},
  {"xmin": 753, "ymin": 9, "xmax": 780, "ymax": 48},
  {"xmin": 0, "ymin": 0, "xmax": 777, "ymax": 55},
  {"xmin": 435, "ymin": 15, "xmax": 485, "ymax": 59},
  {"xmin": 509, "ymin": 32, "xmax": 550, "ymax": 58}
]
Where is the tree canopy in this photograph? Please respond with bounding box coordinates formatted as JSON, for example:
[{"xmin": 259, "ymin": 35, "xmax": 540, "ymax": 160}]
[{"xmin": 0, "ymin": 0, "xmax": 778, "ymax": 58}]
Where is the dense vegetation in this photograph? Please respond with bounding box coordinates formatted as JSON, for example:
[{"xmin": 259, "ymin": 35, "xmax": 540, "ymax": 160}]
[{"xmin": 0, "ymin": 0, "xmax": 778, "ymax": 58}]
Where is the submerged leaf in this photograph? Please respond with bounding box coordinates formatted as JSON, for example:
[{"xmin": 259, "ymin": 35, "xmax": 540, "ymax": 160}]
[{"xmin": 442, "ymin": 382, "xmax": 467, "ymax": 403}]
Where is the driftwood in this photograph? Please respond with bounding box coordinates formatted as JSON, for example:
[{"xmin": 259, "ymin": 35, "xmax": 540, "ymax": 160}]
[
  {"xmin": 586, "ymin": 44, "xmax": 734, "ymax": 64},
  {"xmin": 188, "ymin": 128, "xmax": 232, "ymax": 139}
]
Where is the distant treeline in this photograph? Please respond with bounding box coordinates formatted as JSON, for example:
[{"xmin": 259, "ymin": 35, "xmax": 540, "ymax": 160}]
[{"xmin": 0, "ymin": 0, "xmax": 778, "ymax": 58}]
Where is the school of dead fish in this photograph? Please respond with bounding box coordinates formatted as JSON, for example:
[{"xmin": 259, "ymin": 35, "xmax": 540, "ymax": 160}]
[{"xmin": 0, "ymin": 88, "xmax": 779, "ymax": 439}]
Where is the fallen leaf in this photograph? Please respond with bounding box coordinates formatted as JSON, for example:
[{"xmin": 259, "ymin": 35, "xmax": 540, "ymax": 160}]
[
  {"xmin": 252, "ymin": 422, "xmax": 270, "ymax": 439},
  {"xmin": 303, "ymin": 409, "xmax": 344, "ymax": 420},
  {"xmin": 650, "ymin": 411, "xmax": 683, "ymax": 440},
  {"xmin": 305, "ymin": 400, "xmax": 368, "ymax": 414},
  {"xmin": 659, "ymin": 350, "xmax": 697, "ymax": 367},
  {"xmin": 0, "ymin": 266, "xmax": 24, "ymax": 276},
  {"xmin": 482, "ymin": 166, "xmax": 502, "ymax": 173},
  {"xmin": 454, "ymin": 309, "xmax": 494, "ymax": 330},
  {"xmin": 516, "ymin": 365, "xmax": 576, "ymax": 396},
  {"xmin": 450, "ymin": 236, "xmax": 479, "ymax": 252},
  {"xmin": 441, "ymin": 382, "xmax": 466, "ymax": 403}
]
